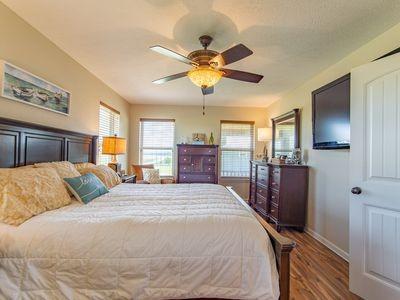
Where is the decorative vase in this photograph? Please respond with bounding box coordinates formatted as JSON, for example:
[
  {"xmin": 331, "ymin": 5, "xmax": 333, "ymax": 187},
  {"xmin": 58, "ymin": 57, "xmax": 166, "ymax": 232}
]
[{"xmin": 209, "ymin": 132, "xmax": 214, "ymax": 145}]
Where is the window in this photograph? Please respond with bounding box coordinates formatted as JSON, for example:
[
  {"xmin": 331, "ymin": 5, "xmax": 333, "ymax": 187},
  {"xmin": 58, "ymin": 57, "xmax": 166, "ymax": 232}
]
[
  {"xmin": 220, "ymin": 121, "xmax": 255, "ymax": 177},
  {"xmin": 139, "ymin": 119, "xmax": 175, "ymax": 176},
  {"xmin": 98, "ymin": 102, "xmax": 120, "ymax": 165}
]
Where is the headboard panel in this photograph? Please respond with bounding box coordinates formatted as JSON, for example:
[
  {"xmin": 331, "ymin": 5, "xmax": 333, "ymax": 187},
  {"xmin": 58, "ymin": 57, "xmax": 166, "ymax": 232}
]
[{"xmin": 0, "ymin": 117, "xmax": 98, "ymax": 168}]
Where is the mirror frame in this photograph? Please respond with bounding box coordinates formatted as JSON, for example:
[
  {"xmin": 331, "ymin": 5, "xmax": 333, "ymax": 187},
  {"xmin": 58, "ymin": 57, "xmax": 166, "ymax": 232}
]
[{"xmin": 271, "ymin": 108, "xmax": 300, "ymax": 158}]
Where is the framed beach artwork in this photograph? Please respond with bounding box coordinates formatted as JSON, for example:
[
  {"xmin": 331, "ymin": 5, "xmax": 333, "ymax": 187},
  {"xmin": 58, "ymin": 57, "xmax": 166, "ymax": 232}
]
[{"xmin": 0, "ymin": 61, "xmax": 70, "ymax": 115}]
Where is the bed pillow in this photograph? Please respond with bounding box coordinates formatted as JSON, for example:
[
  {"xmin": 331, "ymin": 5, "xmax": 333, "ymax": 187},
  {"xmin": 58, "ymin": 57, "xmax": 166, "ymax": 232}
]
[
  {"xmin": 0, "ymin": 167, "xmax": 71, "ymax": 226},
  {"xmin": 64, "ymin": 173, "xmax": 108, "ymax": 204},
  {"xmin": 74, "ymin": 162, "xmax": 96, "ymax": 172},
  {"xmin": 142, "ymin": 168, "xmax": 161, "ymax": 184},
  {"xmin": 79, "ymin": 165, "xmax": 121, "ymax": 189},
  {"xmin": 16, "ymin": 165, "xmax": 34, "ymax": 169},
  {"xmin": 35, "ymin": 161, "xmax": 81, "ymax": 196}
]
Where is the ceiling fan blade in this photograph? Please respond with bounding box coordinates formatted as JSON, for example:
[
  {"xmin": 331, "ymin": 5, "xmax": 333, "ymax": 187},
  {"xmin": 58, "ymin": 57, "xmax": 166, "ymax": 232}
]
[
  {"xmin": 221, "ymin": 69, "xmax": 263, "ymax": 83},
  {"xmin": 209, "ymin": 44, "xmax": 253, "ymax": 67},
  {"xmin": 150, "ymin": 45, "xmax": 198, "ymax": 66},
  {"xmin": 152, "ymin": 72, "xmax": 188, "ymax": 84},
  {"xmin": 201, "ymin": 86, "xmax": 214, "ymax": 95}
]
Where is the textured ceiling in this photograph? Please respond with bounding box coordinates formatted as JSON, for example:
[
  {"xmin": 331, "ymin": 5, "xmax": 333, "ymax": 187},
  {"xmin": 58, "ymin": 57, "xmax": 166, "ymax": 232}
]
[{"xmin": 3, "ymin": 0, "xmax": 400, "ymax": 107}]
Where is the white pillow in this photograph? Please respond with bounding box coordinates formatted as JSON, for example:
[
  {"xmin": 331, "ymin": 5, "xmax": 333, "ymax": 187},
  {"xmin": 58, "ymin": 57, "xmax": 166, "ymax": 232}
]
[{"xmin": 142, "ymin": 168, "xmax": 161, "ymax": 184}]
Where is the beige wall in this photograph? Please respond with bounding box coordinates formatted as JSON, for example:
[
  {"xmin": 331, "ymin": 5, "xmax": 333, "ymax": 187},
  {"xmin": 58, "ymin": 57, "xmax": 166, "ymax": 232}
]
[
  {"xmin": 265, "ymin": 22, "xmax": 400, "ymax": 258},
  {"xmin": 0, "ymin": 3, "xmax": 130, "ymax": 168},
  {"xmin": 4, "ymin": 0, "xmax": 400, "ymax": 260},
  {"xmin": 129, "ymin": 104, "xmax": 268, "ymax": 198}
]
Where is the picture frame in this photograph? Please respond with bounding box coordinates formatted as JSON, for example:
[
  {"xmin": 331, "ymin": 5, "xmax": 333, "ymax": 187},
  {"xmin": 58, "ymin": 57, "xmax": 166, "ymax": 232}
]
[
  {"xmin": 0, "ymin": 60, "xmax": 70, "ymax": 115},
  {"xmin": 192, "ymin": 133, "xmax": 206, "ymax": 145}
]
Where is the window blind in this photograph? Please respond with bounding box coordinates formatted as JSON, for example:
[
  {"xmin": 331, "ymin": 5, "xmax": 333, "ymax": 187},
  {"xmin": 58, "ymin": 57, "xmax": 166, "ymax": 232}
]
[
  {"xmin": 98, "ymin": 103, "xmax": 120, "ymax": 165},
  {"xmin": 140, "ymin": 119, "xmax": 175, "ymax": 176},
  {"xmin": 220, "ymin": 121, "xmax": 255, "ymax": 177}
]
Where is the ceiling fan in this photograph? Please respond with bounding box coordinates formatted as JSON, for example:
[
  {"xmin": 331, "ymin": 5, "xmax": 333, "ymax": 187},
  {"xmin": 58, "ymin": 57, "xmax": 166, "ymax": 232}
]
[{"xmin": 150, "ymin": 35, "xmax": 263, "ymax": 95}]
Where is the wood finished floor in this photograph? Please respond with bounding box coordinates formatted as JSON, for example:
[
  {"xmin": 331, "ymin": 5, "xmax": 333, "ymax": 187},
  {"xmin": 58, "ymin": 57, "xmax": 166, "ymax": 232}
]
[{"xmin": 280, "ymin": 229, "xmax": 361, "ymax": 300}]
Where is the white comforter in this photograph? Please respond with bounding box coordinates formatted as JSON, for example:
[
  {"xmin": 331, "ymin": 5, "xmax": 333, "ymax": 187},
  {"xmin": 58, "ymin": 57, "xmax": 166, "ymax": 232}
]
[{"xmin": 0, "ymin": 184, "xmax": 279, "ymax": 299}]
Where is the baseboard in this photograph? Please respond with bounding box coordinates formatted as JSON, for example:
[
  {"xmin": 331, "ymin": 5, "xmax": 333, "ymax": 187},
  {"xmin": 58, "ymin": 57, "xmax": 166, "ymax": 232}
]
[{"xmin": 305, "ymin": 228, "xmax": 349, "ymax": 262}]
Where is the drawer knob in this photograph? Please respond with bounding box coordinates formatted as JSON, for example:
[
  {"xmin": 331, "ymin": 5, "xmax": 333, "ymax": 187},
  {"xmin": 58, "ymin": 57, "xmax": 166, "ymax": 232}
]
[
  {"xmin": 271, "ymin": 196, "xmax": 275, "ymax": 199},
  {"xmin": 191, "ymin": 163, "xmax": 194, "ymax": 166},
  {"xmin": 271, "ymin": 209, "xmax": 275, "ymax": 213},
  {"xmin": 272, "ymin": 182, "xmax": 276, "ymax": 185},
  {"xmin": 184, "ymin": 149, "xmax": 187, "ymax": 152},
  {"xmin": 183, "ymin": 176, "xmax": 186, "ymax": 179},
  {"xmin": 208, "ymin": 176, "xmax": 210, "ymax": 179},
  {"xmin": 208, "ymin": 159, "xmax": 211, "ymax": 161}
]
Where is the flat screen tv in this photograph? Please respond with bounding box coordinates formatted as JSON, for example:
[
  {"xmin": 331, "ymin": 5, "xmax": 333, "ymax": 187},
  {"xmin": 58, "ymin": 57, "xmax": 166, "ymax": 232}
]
[{"xmin": 312, "ymin": 73, "xmax": 350, "ymax": 149}]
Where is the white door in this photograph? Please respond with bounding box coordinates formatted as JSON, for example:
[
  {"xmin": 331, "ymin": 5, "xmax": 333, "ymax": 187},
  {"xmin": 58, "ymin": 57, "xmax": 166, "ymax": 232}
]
[{"xmin": 350, "ymin": 53, "xmax": 400, "ymax": 299}]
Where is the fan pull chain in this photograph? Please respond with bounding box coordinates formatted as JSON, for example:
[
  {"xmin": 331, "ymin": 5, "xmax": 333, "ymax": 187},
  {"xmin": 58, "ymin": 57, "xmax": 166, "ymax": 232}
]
[{"xmin": 202, "ymin": 94, "xmax": 205, "ymax": 116}]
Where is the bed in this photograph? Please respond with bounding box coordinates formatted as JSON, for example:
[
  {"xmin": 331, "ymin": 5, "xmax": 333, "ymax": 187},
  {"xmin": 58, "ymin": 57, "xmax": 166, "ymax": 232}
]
[{"xmin": 0, "ymin": 117, "xmax": 295, "ymax": 299}]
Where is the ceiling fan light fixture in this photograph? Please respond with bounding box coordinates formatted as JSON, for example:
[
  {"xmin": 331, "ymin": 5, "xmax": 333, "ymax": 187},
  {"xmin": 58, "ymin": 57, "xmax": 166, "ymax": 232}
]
[{"xmin": 187, "ymin": 66, "xmax": 223, "ymax": 88}]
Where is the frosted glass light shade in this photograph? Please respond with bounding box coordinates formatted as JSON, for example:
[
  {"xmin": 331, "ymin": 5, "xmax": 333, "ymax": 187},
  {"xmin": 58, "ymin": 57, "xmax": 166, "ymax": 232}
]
[
  {"xmin": 258, "ymin": 127, "xmax": 272, "ymax": 141},
  {"xmin": 188, "ymin": 66, "xmax": 223, "ymax": 88}
]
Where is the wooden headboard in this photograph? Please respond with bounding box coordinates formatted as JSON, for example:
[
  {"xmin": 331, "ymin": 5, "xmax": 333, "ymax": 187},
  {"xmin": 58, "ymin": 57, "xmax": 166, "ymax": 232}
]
[{"xmin": 0, "ymin": 117, "xmax": 98, "ymax": 168}]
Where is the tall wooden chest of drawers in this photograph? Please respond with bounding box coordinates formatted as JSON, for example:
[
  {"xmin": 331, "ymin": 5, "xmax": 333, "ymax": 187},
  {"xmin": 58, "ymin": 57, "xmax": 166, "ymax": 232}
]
[
  {"xmin": 177, "ymin": 144, "xmax": 219, "ymax": 184},
  {"xmin": 249, "ymin": 160, "xmax": 308, "ymax": 231}
]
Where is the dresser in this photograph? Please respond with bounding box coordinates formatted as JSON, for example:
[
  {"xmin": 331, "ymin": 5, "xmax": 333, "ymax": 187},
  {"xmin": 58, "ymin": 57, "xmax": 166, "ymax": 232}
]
[
  {"xmin": 249, "ymin": 160, "xmax": 308, "ymax": 232},
  {"xmin": 177, "ymin": 144, "xmax": 219, "ymax": 184}
]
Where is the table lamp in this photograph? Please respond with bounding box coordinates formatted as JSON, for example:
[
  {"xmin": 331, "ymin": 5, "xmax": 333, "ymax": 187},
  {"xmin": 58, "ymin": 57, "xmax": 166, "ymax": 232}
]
[
  {"xmin": 102, "ymin": 135, "xmax": 126, "ymax": 174},
  {"xmin": 258, "ymin": 127, "xmax": 272, "ymax": 162}
]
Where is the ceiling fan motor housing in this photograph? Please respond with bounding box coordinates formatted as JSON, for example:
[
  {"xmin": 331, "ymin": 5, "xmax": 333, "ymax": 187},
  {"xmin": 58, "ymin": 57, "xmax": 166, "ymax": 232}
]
[{"xmin": 188, "ymin": 49, "xmax": 219, "ymax": 66}]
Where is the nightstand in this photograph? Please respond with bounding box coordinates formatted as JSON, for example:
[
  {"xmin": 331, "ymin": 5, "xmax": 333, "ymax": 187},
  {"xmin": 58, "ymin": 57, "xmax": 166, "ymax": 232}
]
[{"xmin": 121, "ymin": 174, "xmax": 136, "ymax": 183}]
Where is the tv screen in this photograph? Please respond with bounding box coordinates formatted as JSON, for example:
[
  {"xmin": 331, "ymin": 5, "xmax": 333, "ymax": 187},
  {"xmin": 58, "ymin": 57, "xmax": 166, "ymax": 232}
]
[{"xmin": 312, "ymin": 74, "xmax": 350, "ymax": 149}]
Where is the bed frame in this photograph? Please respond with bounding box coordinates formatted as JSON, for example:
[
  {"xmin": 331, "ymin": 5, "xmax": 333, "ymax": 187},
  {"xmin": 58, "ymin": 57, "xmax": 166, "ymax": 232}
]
[
  {"xmin": 227, "ymin": 187, "xmax": 295, "ymax": 300},
  {"xmin": 0, "ymin": 117, "xmax": 295, "ymax": 300},
  {"xmin": 0, "ymin": 117, "xmax": 97, "ymax": 167}
]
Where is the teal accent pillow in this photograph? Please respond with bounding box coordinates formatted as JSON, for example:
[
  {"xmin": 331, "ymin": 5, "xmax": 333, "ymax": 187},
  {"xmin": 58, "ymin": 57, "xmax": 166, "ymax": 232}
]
[{"xmin": 64, "ymin": 173, "xmax": 108, "ymax": 204}]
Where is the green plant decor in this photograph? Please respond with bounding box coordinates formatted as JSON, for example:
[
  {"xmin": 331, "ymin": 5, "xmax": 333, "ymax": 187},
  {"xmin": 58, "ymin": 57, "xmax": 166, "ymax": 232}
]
[{"xmin": 209, "ymin": 132, "xmax": 214, "ymax": 145}]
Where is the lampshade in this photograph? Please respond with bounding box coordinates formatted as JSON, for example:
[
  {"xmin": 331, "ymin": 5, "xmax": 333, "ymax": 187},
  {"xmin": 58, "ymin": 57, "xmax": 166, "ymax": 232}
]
[
  {"xmin": 258, "ymin": 127, "xmax": 272, "ymax": 142},
  {"xmin": 187, "ymin": 66, "xmax": 223, "ymax": 88},
  {"xmin": 102, "ymin": 136, "xmax": 126, "ymax": 155}
]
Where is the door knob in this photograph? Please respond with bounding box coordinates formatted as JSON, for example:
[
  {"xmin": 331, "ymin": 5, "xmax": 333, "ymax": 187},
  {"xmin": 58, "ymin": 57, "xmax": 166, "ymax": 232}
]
[{"xmin": 351, "ymin": 187, "xmax": 362, "ymax": 195}]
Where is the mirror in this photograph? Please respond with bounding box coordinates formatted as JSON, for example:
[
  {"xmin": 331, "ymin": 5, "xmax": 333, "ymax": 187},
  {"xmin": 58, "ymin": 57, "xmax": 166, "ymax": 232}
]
[{"xmin": 272, "ymin": 109, "xmax": 300, "ymax": 158}]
